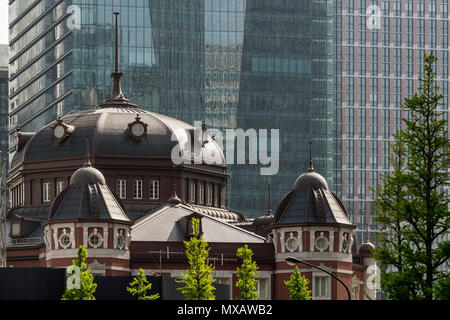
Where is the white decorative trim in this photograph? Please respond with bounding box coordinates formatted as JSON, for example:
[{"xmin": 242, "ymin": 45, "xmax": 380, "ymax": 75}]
[
  {"xmin": 103, "ymin": 228, "xmax": 109, "ymax": 249},
  {"xmin": 274, "ymin": 268, "xmax": 353, "ymax": 275},
  {"xmin": 53, "ymin": 228, "xmax": 59, "ymax": 250},
  {"xmin": 280, "ymin": 232, "xmax": 285, "ymax": 253},
  {"xmin": 45, "ymin": 248, "xmax": 130, "ymax": 261},
  {"xmin": 88, "ymin": 228, "xmax": 103, "ymax": 248},
  {"xmin": 297, "ymin": 230, "xmax": 303, "ymax": 252},
  {"xmin": 58, "ymin": 228, "xmax": 72, "ymax": 249},
  {"xmin": 285, "ymin": 232, "xmax": 298, "ymax": 252},
  {"xmin": 275, "ymin": 251, "xmax": 353, "ymax": 263},
  {"xmin": 70, "ymin": 226, "xmax": 75, "ymax": 249},
  {"xmin": 329, "ymin": 231, "xmax": 334, "ymax": 252},
  {"xmin": 315, "ymin": 232, "xmax": 329, "ymax": 252}
]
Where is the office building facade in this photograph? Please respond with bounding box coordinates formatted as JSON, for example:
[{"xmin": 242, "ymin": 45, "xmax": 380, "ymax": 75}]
[
  {"xmin": 0, "ymin": 44, "xmax": 8, "ymax": 160},
  {"xmin": 334, "ymin": 0, "xmax": 450, "ymax": 245},
  {"xmin": 8, "ymin": 0, "xmax": 335, "ymax": 218}
]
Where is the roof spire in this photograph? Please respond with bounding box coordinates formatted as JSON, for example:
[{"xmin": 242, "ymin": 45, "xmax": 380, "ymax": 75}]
[
  {"xmin": 308, "ymin": 141, "xmax": 314, "ymax": 172},
  {"xmin": 97, "ymin": 12, "xmax": 137, "ymax": 109},
  {"xmin": 267, "ymin": 183, "xmax": 272, "ymax": 215},
  {"xmin": 110, "ymin": 12, "xmax": 125, "ymax": 100},
  {"xmin": 85, "ymin": 136, "xmax": 92, "ymax": 167}
]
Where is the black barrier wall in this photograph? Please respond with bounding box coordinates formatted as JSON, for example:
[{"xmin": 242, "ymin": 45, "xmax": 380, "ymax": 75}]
[
  {"xmin": 0, "ymin": 268, "xmax": 230, "ymax": 300},
  {"xmin": 0, "ymin": 268, "xmax": 66, "ymax": 300}
]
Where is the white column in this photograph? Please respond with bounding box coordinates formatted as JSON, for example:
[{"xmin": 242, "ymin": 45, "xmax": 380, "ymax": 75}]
[
  {"xmin": 83, "ymin": 227, "xmax": 88, "ymax": 247},
  {"xmin": 329, "ymin": 231, "xmax": 334, "ymax": 252},
  {"xmin": 53, "ymin": 228, "xmax": 59, "ymax": 250},
  {"xmin": 70, "ymin": 225, "xmax": 75, "ymax": 249},
  {"xmin": 310, "ymin": 229, "xmax": 315, "ymax": 252},
  {"xmin": 103, "ymin": 228, "xmax": 109, "ymax": 249},
  {"xmin": 280, "ymin": 232, "xmax": 285, "ymax": 253},
  {"xmin": 297, "ymin": 229, "xmax": 303, "ymax": 252}
]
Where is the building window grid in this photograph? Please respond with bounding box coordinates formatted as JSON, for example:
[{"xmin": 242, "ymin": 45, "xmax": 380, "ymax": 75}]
[
  {"xmin": 133, "ymin": 180, "xmax": 143, "ymax": 199},
  {"xmin": 42, "ymin": 182, "xmax": 51, "ymax": 203},
  {"xmin": 149, "ymin": 180, "xmax": 159, "ymax": 200},
  {"xmin": 56, "ymin": 181, "xmax": 64, "ymax": 195},
  {"xmin": 116, "ymin": 179, "xmax": 126, "ymax": 200}
]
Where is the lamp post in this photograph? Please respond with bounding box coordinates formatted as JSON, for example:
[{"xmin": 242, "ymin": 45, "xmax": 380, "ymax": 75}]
[{"xmin": 285, "ymin": 256, "xmax": 351, "ymax": 300}]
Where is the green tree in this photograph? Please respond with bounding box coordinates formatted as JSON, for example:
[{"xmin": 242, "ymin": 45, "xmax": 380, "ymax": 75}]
[
  {"xmin": 177, "ymin": 218, "xmax": 216, "ymax": 300},
  {"xmin": 127, "ymin": 268, "xmax": 160, "ymax": 300},
  {"xmin": 235, "ymin": 245, "xmax": 259, "ymax": 300},
  {"xmin": 62, "ymin": 245, "xmax": 97, "ymax": 300},
  {"xmin": 372, "ymin": 52, "xmax": 450, "ymax": 300},
  {"xmin": 284, "ymin": 266, "xmax": 312, "ymax": 300}
]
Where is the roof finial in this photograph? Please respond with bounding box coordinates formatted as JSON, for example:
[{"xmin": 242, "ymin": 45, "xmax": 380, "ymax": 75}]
[
  {"xmin": 110, "ymin": 12, "xmax": 123, "ymax": 99},
  {"xmin": 97, "ymin": 12, "xmax": 137, "ymax": 108},
  {"xmin": 308, "ymin": 141, "xmax": 314, "ymax": 172},
  {"xmin": 85, "ymin": 136, "xmax": 92, "ymax": 167}
]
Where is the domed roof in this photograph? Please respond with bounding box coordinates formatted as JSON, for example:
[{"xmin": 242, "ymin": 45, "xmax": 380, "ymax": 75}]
[
  {"xmin": 49, "ymin": 162, "xmax": 130, "ymax": 223},
  {"xmin": 11, "ymin": 23, "xmax": 225, "ymax": 169},
  {"xmin": 70, "ymin": 163, "xmax": 106, "ymax": 186},
  {"xmin": 359, "ymin": 241, "xmax": 375, "ymax": 255},
  {"xmin": 273, "ymin": 150, "xmax": 354, "ymax": 227},
  {"xmin": 294, "ymin": 171, "xmax": 329, "ymax": 191},
  {"xmin": 12, "ymin": 107, "xmax": 225, "ymax": 168}
]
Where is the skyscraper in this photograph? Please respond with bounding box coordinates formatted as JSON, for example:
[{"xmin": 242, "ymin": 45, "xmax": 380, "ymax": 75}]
[
  {"xmin": 8, "ymin": 0, "xmax": 335, "ymax": 218},
  {"xmin": 334, "ymin": 0, "xmax": 450, "ymax": 245},
  {"xmin": 0, "ymin": 44, "xmax": 7, "ymax": 160}
]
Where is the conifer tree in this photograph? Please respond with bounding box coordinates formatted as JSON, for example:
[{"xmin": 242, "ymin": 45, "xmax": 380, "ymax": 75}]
[
  {"xmin": 372, "ymin": 52, "xmax": 450, "ymax": 300},
  {"xmin": 127, "ymin": 268, "xmax": 160, "ymax": 300}
]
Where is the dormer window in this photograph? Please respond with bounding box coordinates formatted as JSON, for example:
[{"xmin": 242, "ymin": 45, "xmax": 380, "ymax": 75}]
[
  {"xmin": 51, "ymin": 117, "xmax": 75, "ymax": 143},
  {"xmin": 10, "ymin": 220, "xmax": 22, "ymax": 238},
  {"xmin": 127, "ymin": 115, "xmax": 148, "ymax": 142}
]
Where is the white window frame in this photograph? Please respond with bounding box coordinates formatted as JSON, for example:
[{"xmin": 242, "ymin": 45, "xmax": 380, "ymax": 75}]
[
  {"xmin": 256, "ymin": 278, "xmax": 269, "ymax": 300},
  {"xmin": 313, "ymin": 274, "xmax": 331, "ymax": 300},
  {"xmin": 133, "ymin": 180, "xmax": 143, "ymax": 199},
  {"xmin": 56, "ymin": 180, "xmax": 65, "ymax": 195},
  {"xmin": 42, "ymin": 182, "xmax": 51, "ymax": 202},
  {"xmin": 199, "ymin": 184, "xmax": 204, "ymax": 204},
  {"xmin": 149, "ymin": 179, "xmax": 159, "ymax": 200},
  {"xmin": 207, "ymin": 185, "xmax": 213, "ymax": 206},
  {"xmin": 190, "ymin": 182, "xmax": 196, "ymax": 203},
  {"xmin": 116, "ymin": 179, "xmax": 127, "ymax": 199}
]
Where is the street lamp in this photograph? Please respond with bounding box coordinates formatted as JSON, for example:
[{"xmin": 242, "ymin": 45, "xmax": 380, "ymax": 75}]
[{"xmin": 285, "ymin": 256, "xmax": 351, "ymax": 300}]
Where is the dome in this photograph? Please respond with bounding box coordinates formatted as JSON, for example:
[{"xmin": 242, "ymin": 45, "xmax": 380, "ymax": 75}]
[
  {"xmin": 12, "ymin": 107, "xmax": 225, "ymax": 168},
  {"xmin": 70, "ymin": 165, "xmax": 106, "ymax": 186},
  {"xmin": 70, "ymin": 156, "xmax": 106, "ymax": 186},
  {"xmin": 294, "ymin": 171, "xmax": 329, "ymax": 191},
  {"xmin": 253, "ymin": 213, "xmax": 274, "ymax": 226},
  {"xmin": 274, "ymin": 164, "xmax": 354, "ymax": 227},
  {"xmin": 49, "ymin": 161, "xmax": 130, "ymax": 222},
  {"xmin": 359, "ymin": 242, "xmax": 375, "ymax": 255}
]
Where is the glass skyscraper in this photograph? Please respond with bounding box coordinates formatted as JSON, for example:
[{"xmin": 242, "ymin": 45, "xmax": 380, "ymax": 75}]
[
  {"xmin": 334, "ymin": 0, "xmax": 450, "ymax": 246},
  {"xmin": 8, "ymin": 0, "xmax": 335, "ymax": 218},
  {"xmin": 0, "ymin": 44, "xmax": 8, "ymax": 160}
]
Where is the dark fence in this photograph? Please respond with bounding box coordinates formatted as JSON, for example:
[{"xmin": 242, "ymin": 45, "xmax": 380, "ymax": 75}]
[
  {"xmin": 0, "ymin": 268, "xmax": 230, "ymax": 300},
  {"xmin": 0, "ymin": 267, "xmax": 66, "ymax": 300}
]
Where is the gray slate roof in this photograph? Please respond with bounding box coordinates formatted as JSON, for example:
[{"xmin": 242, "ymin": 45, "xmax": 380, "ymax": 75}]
[
  {"xmin": 13, "ymin": 107, "xmax": 225, "ymax": 166},
  {"xmin": 50, "ymin": 182, "xmax": 130, "ymax": 222}
]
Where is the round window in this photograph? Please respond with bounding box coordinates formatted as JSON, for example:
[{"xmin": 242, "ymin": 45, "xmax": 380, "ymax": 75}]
[
  {"xmin": 89, "ymin": 234, "xmax": 102, "ymax": 247},
  {"xmin": 59, "ymin": 234, "xmax": 71, "ymax": 248},
  {"xmin": 315, "ymin": 235, "xmax": 329, "ymax": 252},
  {"xmin": 286, "ymin": 238, "xmax": 298, "ymax": 252}
]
